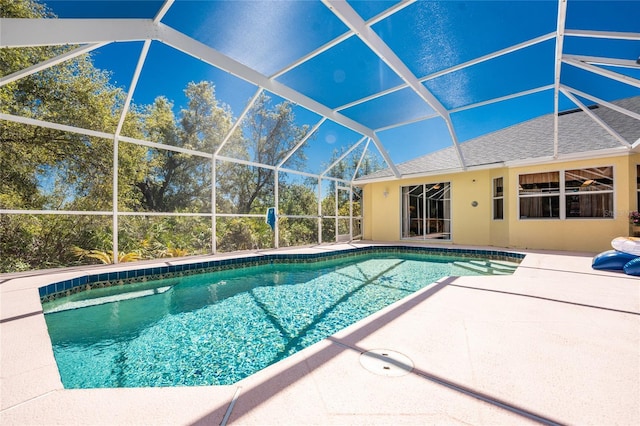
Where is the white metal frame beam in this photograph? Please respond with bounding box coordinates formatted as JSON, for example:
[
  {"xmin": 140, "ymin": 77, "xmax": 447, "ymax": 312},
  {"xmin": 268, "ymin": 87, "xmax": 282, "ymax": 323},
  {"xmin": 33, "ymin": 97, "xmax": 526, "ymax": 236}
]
[
  {"xmin": 111, "ymin": 39, "xmax": 152, "ymax": 262},
  {"xmin": 0, "ymin": 16, "xmax": 401, "ymax": 179},
  {"xmin": 370, "ymin": 133, "xmax": 401, "ymax": 177},
  {"xmin": 352, "ymin": 138, "xmax": 371, "ymax": 181},
  {"xmin": 270, "ymin": 0, "xmax": 416, "ymax": 80},
  {"xmin": 334, "ymin": 32, "xmax": 555, "ymax": 113},
  {"xmin": 422, "ymin": 32, "xmax": 557, "ymax": 84},
  {"xmin": 0, "ymin": 113, "xmax": 214, "ymax": 159},
  {"xmin": 374, "ymin": 113, "xmax": 441, "ymax": 133},
  {"xmin": 115, "ymin": 41, "xmax": 151, "ymax": 137},
  {"xmin": 374, "ymin": 84, "xmax": 556, "ymax": 137},
  {"xmin": 320, "ymin": 136, "xmax": 367, "ymax": 177},
  {"xmin": 0, "ymin": 18, "xmax": 155, "ymax": 47},
  {"xmin": 155, "ymin": 22, "xmax": 401, "ymax": 178},
  {"xmin": 155, "ymin": 24, "xmax": 387, "ymax": 146},
  {"xmin": 214, "ymin": 88, "xmax": 263, "ymax": 156},
  {"xmin": 563, "ymin": 54, "xmax": 640, "ymax": 70},
  {"xmin": 154, "ymin": 0, "xmax": 175, "ymax": 23},
  {"xmin": 560, "ymin": 88, "xmax": 631, "ymax": 148},
  {"xmin": 269, "ymin": 32, "xmax": 354, "ymax": 80},
  {"xmin": 276, "ymin": 117, "xmax": 326, "ymax": 169},
  {"xmin": 561, "ymin": 85, "xmax": 640, "ymax": 122},
  {"xmin": 2, "ymin": 113, "xmax": 113, "ymax": 140},
  {"xmin": 562, "ymin": 57, "xmax": 640, "ymax": 89},
  {"xmin": 2, "ymin": 3, "xmax": 638, "ymax": 192},
  {"xmin": 564, "ymin": 29, "xmax": 640, "ymax": 40},
  {"xmin": 321, "ymin": 2, "xmax": 448, "ymax": 119},
  {"xmin": 154, "ymin": 24, "xmax": 373, "ymax": 135},
  {"xmin": 449, "ymin": 85, "xmax": 555, "ymax": 114},
  {"xmin": 0, "ymin": 42, "xmax": 107, "ymax": 87},
  {"xmin": 553, "ymin": 0, "xmax": 568, "ymax": 159},
  {"xmin": 322, "ymin": 0, "xmax": 466, "ymax": 170}
]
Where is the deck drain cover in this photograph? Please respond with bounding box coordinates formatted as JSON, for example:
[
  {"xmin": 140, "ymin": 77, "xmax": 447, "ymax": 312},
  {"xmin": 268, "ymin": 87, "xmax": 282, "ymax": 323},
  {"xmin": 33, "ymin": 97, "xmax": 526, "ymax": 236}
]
[{"xmin": 359, "ymin": 349, "xmax": 413, "ymax": 377}]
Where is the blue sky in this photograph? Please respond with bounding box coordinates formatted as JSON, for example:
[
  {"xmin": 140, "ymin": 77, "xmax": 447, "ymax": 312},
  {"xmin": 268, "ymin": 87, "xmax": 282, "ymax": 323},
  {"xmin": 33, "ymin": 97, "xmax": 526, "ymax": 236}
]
[{"xmin": 38, "ymin": 0, "xmax": 640, "ymax": 168}]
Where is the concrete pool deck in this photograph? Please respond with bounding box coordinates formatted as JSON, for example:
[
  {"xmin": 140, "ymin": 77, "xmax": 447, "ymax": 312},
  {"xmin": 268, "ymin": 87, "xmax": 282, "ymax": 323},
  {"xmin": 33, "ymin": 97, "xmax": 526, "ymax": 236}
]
[{"xmin": 1, "ymin": 242, "xmax": 638, "ymax": 425}]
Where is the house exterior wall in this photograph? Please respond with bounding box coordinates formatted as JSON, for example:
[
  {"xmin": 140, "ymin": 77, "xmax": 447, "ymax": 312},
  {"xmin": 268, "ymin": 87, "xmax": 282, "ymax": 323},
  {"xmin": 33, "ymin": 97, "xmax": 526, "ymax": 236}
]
[
  {"xmin": 361, "ymin": 153, "xmax": 639, "ymax": 253},
  {"xmin": 362, "ymin": 180, "xmax": 401, "ymax": 242}
]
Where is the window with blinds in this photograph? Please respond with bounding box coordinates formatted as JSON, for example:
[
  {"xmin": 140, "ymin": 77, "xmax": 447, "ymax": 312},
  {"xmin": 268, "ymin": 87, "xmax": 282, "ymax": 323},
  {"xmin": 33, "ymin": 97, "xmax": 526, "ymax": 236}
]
[
  {"xmin": 518, "ymin": 167, "xmax": 613, "ymax": 219},
  {"xmin": 518, "ymin": 172, "xmax": 560, "ymax": 218}
]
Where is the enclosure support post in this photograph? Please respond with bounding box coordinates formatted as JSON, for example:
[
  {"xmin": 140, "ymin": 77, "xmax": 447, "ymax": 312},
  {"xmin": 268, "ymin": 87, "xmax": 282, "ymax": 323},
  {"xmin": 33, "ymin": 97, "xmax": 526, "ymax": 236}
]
[
  {"xmin": 318, "ymin": 177, "xmax": 322, "ymax": 244},
  {"xmin": 112, "ymin": 137, "xmax": 119, "ymax": 263},
  {"xmin": 334, "ymin": 184, "xmax": 338, "ymax": 243},
  {"xmin": 212, "ymin": 157, "xmax": 217, "ymax": 254},
  {"xmin": 349, "ymin": 184, "xmax": 353, "ymax": 241},
  {"xmin": 274, "ymin": 171, "xmax": 279, "ymax": 249}
]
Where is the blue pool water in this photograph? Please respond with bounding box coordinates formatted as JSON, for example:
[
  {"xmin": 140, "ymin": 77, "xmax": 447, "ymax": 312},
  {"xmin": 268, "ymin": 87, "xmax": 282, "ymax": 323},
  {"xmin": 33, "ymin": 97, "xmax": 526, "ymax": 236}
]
[{"xmin": 43, "ymin": 252, "xmax": 518, "ymax": 388}]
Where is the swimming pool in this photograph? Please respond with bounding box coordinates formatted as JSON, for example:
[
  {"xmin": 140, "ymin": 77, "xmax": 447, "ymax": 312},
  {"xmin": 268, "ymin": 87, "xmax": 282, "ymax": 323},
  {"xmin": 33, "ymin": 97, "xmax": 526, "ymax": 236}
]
[{"xmin": 41, "ymin": 247, "xmax": 522, "ymax": 388}]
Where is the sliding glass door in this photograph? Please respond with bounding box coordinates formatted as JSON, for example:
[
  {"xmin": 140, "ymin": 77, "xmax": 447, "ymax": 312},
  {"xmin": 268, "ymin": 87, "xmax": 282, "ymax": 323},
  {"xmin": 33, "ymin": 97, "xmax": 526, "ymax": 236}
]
[{"xmin": 401, "ymin": 182, "xmax": 451, "ymax": 240}]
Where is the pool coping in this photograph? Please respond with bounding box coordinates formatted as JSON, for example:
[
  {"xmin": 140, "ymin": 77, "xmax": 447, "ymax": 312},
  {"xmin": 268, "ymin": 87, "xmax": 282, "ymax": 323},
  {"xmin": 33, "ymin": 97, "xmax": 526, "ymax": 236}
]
[
  {"xmin": 38, "ymin": 245, "xmax": 525, "ymax": 304},
  {"xmin": 1, "ymin": 242, "xmax": 639, "ymax": 425}
]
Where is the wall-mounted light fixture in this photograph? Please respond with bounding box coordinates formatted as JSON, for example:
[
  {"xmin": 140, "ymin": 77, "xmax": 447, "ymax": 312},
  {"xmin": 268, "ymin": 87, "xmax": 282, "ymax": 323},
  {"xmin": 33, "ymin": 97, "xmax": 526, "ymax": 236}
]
[{"xmin": 383, "ymin": 188, "xmax": 389, "ymax": 198}]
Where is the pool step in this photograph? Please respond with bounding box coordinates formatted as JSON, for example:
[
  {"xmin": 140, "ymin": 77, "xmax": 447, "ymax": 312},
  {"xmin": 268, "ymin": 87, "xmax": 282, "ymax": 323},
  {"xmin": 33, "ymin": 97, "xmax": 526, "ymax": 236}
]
[
  {"xmin": 454, "ymin": 260, "xmax": 518, "ymax": 275},
  {"xmin": 44, "ymin": 285, "xmax": 173, "ymax": 313}
]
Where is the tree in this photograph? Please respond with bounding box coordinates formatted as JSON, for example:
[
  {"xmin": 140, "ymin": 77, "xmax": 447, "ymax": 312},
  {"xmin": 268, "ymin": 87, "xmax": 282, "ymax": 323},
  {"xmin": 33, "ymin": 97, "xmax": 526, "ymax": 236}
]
[
  {"xmin": 0, "ymin": 0, "xmax": 319, "ymax": 269},
  {"xmin": 0, "ymin": 0, "xmax": 142, "ymax": 271},
  {"xmin": 278, "ymin": 183, "xmax": 319, "ymax": 246},
  {"xmin": 131, "ymin": 82, "xmax": 237, "ymax": 213},
  {"xmin": 217, "ymin": 93, "xmax": 309, "ymax": 214}
]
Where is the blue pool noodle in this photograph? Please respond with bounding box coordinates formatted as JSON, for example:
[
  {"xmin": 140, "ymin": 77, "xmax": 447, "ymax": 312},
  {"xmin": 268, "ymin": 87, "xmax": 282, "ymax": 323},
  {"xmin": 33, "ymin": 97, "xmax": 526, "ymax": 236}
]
[{"xmin": 592, "ymin": 250, "xmax": 638, "ymax": 271}]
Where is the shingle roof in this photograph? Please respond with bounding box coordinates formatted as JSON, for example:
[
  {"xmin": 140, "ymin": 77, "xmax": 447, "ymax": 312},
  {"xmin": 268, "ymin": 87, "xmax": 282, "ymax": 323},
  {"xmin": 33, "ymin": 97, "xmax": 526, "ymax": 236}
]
[{"xmin": 359, "ymin": 96, "xmax": 640, "ymax": 181}]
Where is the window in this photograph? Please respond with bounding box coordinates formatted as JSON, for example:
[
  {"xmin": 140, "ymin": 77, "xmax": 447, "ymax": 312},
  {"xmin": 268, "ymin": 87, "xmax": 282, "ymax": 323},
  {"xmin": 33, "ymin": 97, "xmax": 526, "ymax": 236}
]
[
  {"xmin": 518, "ymin": 172, "xmax": 560, "ymax": 218},
  {"xmin": 518, "ymin": 167, "xmax": 614, "ymax": 219},
  {"xmin": 564, "ymin": 167, "xmax": 613, "ymax": 218},
  {"xmin": 401, "ymin": 182, "xmax": 451, "ymax": 239},
  {"xmin": 492, "ymin": 177, "xmax": 504, "ymax": 220}
]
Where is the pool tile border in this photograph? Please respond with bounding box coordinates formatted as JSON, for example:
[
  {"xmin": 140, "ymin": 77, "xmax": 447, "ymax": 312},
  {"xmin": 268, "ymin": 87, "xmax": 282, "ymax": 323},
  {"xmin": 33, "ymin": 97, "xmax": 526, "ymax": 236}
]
[{"xmin": 39, "ymin": 246, "xmax": 525, "ymax": 303}]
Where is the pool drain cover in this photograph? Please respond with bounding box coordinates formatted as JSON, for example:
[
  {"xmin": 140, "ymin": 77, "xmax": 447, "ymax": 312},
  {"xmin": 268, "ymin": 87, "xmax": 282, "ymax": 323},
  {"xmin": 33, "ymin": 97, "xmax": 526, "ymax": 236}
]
[{"xmin": 359, "ymin": 349, "xmax": 413, "ymax": 377}]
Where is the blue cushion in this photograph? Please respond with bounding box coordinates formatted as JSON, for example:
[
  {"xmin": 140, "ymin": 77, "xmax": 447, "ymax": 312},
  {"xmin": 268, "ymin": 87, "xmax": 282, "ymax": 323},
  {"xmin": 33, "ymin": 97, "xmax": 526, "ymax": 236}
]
[
  {"xmin": 623, "ymin": 257, "xmax": 640, "ymax": 276},
  {"xmin": 592, "ymin": 250, "xmax": 638, "ymax": 271}
]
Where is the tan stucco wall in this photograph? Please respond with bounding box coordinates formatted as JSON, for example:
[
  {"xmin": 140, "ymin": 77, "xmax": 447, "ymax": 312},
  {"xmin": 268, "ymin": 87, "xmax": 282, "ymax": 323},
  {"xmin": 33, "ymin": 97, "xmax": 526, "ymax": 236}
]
[
  {"xmin": 362, "ymin": 169, "xmax": 496, "ymax": 244},
  {"xmin": 362, "ymin": 180, "xmax": 401, "ymax": 241},
  {"xmin": 361, "ymin": 153, "xmax": 639, "ymax": 253}
]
